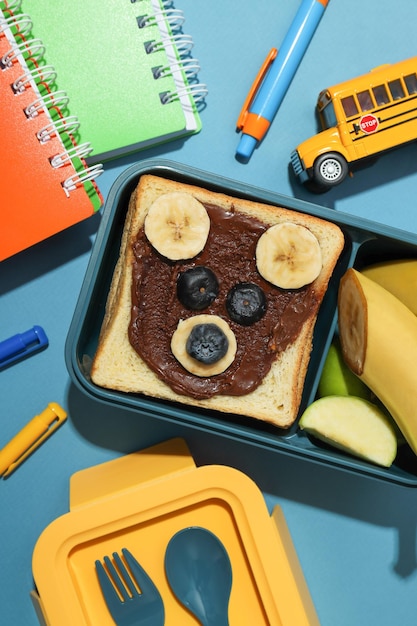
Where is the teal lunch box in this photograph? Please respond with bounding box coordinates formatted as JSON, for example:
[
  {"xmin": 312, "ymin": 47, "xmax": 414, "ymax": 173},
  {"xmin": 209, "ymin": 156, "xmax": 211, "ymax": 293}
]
[{"xmin": 65, "ymin": 159, "xmax": 417, "ymax": 487}]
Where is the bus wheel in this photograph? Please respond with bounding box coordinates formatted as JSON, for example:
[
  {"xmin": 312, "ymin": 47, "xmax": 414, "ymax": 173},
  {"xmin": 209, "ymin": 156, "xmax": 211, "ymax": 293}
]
[{"xmin": 313, "ymin": 153, "xmax": 348, "ymax": 188}]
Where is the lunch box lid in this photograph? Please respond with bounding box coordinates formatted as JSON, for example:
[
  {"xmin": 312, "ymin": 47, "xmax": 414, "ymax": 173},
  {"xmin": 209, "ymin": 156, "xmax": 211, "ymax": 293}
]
[{"xmin": 31, "ymin": 438, "xmax": 319, "ymax": 626}]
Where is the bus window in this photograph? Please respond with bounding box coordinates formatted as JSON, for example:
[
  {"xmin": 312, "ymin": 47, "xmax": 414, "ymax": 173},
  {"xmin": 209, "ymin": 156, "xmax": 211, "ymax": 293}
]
[
  {"xmin": 404, "ymin": 73, "xmax": 417, "ymax": 94},
  {"xmin": 357, "ymin": 90, "xmax": 374, "ymax": 111},
  {"xmin": 388, "ymin": 79, "xmax": 405, "ymax": 100},
  {"xmin": 341, "ymin": 95, "xmax": 358, "ymax": 117},
  {"xmin": 372, "ymin": 84, "xmax": 390, "ymax": 105},
  {"xmin": 321, "ymin": 101, "xmax": 337, "ymax": 129}
]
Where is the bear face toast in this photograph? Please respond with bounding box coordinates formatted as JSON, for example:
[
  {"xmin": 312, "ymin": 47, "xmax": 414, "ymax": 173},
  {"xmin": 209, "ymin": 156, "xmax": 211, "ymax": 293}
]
[{"xmin": 91, "ymin": 175, "xmax": 344, "ymax": 428}]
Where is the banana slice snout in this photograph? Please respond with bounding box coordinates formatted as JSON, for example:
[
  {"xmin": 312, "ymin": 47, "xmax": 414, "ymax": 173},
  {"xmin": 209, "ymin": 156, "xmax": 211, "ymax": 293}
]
[
  {"xmin": 256, "ymin": 222, "xmax": 322, "ymax": 289},
  {"xmin": 171, "ymin": 314, "xmax": 237, "ymax": 376},
  {"xmin": 144, "ymin": 192, "xmax": 210, "ymax": 261}
]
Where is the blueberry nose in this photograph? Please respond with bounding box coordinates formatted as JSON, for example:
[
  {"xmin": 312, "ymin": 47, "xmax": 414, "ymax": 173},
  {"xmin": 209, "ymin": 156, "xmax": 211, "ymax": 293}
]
[{"xmin": 186, "ymin": 322, "xmax": 228, "ymax": 364}]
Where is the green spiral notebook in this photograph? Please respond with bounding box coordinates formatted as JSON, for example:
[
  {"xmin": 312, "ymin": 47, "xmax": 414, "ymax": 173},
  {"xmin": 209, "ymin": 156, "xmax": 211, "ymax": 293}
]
[{"xmin": 23, "ymin": 0, "xmax": 207, "ymax": 163}]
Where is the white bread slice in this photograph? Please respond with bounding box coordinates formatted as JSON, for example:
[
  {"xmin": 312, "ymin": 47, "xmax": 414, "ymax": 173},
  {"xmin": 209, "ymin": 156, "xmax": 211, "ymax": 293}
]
[{"xmin": 91, "ymin": 175, "xmax": 344, "ymax": 428}]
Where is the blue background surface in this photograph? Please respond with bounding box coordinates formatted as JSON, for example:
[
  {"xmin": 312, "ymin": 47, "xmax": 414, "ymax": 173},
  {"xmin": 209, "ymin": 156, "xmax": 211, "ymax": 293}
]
[{"xmin": 2, "ymin": 1, "xmax": 417, "ymax": 624}]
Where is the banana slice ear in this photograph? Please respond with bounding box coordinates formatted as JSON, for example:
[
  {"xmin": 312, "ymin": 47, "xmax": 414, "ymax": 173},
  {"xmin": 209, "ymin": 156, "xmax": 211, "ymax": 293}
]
[
  {"xmin": 171, "ymin": 314, "xmax": 237, "ymax": 376},
  {"xmin": 144, "ymin": 192, "xmax": 210, "ymax": 261},
  {"xmin": 256, "ymin": 222, "xmax": 322, "ymax": 289}
]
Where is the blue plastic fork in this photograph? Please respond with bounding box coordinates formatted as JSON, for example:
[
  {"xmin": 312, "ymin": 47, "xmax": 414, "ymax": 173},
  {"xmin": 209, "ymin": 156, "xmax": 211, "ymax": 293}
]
[{"xmin": 95, "ymin": 548, "xmax": 165, "ymax": 626}]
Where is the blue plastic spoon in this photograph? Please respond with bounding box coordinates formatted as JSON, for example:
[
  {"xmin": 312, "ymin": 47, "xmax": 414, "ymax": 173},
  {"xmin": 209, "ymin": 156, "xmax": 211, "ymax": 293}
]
[{"xmin": 164, "ymin": 526, "xmax": 232, "ymax": 626}]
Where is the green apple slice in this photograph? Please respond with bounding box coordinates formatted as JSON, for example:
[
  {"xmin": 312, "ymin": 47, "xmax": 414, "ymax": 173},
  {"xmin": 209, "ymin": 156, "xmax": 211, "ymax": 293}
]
[
  {"xmin": 299, "ymin": 396, "xmax": 397, "ymax": 467},
  {"xmin": 318, "ymin": 337, "xmax": 370, "ymax": 399}
]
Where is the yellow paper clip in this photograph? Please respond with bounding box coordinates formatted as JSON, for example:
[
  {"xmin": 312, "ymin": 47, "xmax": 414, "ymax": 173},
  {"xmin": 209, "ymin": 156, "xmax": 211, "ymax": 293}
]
[{"xmin": 0, "ymin": 402, "xmax": 67, "ymax": 478}]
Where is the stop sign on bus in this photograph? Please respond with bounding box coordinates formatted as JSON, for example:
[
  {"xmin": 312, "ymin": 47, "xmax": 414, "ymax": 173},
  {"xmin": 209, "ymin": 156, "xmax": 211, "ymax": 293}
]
[{"xmin": 359, "ymin": 114, "xmax": 379, "ymax": 134}]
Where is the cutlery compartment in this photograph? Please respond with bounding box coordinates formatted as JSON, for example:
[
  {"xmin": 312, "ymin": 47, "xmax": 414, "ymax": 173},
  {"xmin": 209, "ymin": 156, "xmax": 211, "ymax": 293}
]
[{"xmin": 31, "ymin": 439, "xmax": 318, "ymax": 626}]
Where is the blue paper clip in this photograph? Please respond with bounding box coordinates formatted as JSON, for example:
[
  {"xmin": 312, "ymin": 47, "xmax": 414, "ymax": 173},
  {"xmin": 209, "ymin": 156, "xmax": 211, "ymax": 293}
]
[{"xmin": 0, "ymin": 326, "xmax": 48, "ymax": 369}]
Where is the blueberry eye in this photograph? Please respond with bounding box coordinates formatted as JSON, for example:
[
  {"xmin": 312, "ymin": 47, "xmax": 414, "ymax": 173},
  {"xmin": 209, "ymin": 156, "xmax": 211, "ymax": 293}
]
[
  {"xmin": 226, "ymin": 282, "xmax": 267, "ymax": 326},
  {"xmin": 186, "ymin": 323, "xmax": 229, "ymax": 364},
  {"xmin": 177, "ymin": 266, "xmax": 219, "ymax": 310}
]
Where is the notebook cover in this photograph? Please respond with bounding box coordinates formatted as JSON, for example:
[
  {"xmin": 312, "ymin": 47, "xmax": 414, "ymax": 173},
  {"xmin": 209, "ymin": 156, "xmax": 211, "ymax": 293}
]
[
  {"xmin": 25, "ymin": 0, "xmax": 204, "ymax": 162},
  {"xmin": 0, "ymin": 6, "xmax": 103, "ymax": 261}
]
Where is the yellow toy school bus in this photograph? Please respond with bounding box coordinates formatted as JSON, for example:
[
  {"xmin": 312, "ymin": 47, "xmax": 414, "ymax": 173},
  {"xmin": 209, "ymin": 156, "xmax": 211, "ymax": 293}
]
[{"xmin": 291, "ymin": 56, "xmax": 417, "ymax": 191}]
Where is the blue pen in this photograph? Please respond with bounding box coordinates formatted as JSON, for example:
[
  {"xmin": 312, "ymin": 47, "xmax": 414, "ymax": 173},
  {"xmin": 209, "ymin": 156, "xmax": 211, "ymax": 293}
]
[
  {"xmin": 0, "ymin": 325, "xmax": 48, "ymax": 369},
  {"xmin": 236, "ymin": 0, "xmax": 330, "ymax": 161}
]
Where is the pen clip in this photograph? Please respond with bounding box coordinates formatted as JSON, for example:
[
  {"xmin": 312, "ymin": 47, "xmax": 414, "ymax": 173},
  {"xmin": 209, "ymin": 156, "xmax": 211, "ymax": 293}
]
[
  {"xmin": 236, "ymin": 47, "xmax": 278, "ymax": 131},
  {"xmin": 2, "ymin": 403, "xmax": 67, "ymax": 477}
]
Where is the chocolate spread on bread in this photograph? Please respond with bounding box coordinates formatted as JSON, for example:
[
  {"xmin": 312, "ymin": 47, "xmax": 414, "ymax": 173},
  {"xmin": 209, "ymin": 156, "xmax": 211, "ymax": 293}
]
[{"xmin": 129, "ymin": 203, "xmax": 319, "ymax": 400}]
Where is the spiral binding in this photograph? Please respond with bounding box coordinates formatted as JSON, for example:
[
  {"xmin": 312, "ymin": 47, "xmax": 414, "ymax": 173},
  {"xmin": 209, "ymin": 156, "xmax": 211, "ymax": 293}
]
[
  {"xmin": 1, "ymin": 0, "xmax": 22, "ymax": 11},
  {"xmin": 137, "ymin": 9, "xmax": 185, "ymax": 30},
  {"xmin": 37, "ymin": 115, "xmax": 81, "ymax": 144},
  {"xmin": 12, "ymin": 63, "xmax": 57, "ymax": 93},
  {"xmin": 161, "ymin": 83, "xmax": 208, "ymax": 106},
  {"xmin": 137, "ymin": 0, "xmax": 207, "ymax": 115},
  {"xmin": 24, "ymin": 90, "xmax": 70, "ymax": 119},
  {"xmin": 50, "ymin": 142, "xmax": 94, "ymax": 169},
  {"xmin": 131, "ymin": 0, "xmax": 175, "ymax": 7},
  {"xmin": 152, "ymin": 57, "xmax": 201, "ymax": 81},
  {"xmin": 0, "ymin": 11, "xmax": 32, "ymax": 37},
  {"xmin": 0, "ymin": 36, "xmax": 45, "ymax": 68},
  {"xmin": 145, "ymin": 32, "xmax": 194, "ymax": 55},
  {"xmin": 62, "ymin": 164, "xmax": 104, "ymax": 198},
  {"xmin": 0, "ymin": 3, "xmax": 103, "ymax": 195}
]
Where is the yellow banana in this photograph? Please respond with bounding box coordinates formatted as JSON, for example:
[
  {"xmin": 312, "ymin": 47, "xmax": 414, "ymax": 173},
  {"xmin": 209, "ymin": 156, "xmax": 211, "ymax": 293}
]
[
  {"xmin": 144, "ymin": 192, "xmax": 210, "ymax": 261},
  {"xmin": 255, "ymin": 222, "xmax": 322, "ymax": 289},
  {"xmin": 338, "ymin": 268, "xmax": 417, "ymax": 455},
  {"xmin": 361, "ymin": 258, "xmax": 417, "ymax": 315}
]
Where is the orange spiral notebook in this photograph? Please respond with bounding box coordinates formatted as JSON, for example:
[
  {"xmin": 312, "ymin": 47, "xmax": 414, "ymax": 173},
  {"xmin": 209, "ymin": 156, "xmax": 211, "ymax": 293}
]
[{"xmin": 0, "ymin": 3, "xmax": 103, "ymax": 262}]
